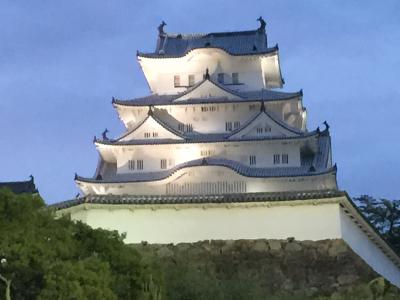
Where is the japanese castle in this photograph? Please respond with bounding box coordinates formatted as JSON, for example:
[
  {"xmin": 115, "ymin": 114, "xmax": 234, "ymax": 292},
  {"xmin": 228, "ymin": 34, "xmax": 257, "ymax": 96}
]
[{"xmin": 54, "ymin": 19, "xmax": 400, "ymax": 286}]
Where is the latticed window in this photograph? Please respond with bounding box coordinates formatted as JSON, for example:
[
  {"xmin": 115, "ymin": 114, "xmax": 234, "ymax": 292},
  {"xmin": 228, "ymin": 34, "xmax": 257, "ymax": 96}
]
[
  {"xmin": 137, "ymin": 160, "xmax": 144, "ymax": 170},
  {"xmin": 273, "ymin": 154, "xmax": 280, "ymax": 164},
  {"xmin": 225, "ymin": 122, "xmax": 233, "ymax": 131},
  {"xmin": 218, "ymin": 73, "xmax": 224, "ymax": 84},
  {"xmin": 234, "ymin": 121, "xmax": 240, "ymax": 130},
  {"xmin": 249, "ymin": 155, "xmax": 256, "ymax": 166},
  {"xmin": 160, "ymin": 159, "xmax": 167, "ymax": 169},
  {"xmin": 232, "ymin": 72, "xmax": 239, "ymax": 84},
  {"xmin": 186, "ymin": 123, "xmax": 193, "ymax": 132},
  {"xmin": 282, "ymin": 154, "xmax": 289, "ymax": 164},
  {"xmin": 188, "ymin": 74, "xmax": 195, "ymax": 86},
  {"xmin": 174, "ymin": 75, "xmax": 180, "ymax": 87},
  {"xmin": 128, "ymin": 160, "xmax": 135, "ymax": 170}
]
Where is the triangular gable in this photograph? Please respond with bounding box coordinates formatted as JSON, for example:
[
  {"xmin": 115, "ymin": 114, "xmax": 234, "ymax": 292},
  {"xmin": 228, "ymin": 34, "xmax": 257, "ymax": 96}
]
[
  {"xmin": 229, "ymin": 111, "xmax": 301, "ymax": 139},
  {"xmin": 119, "ymin": 114, "xmax": 183, "ymax": 141},
  {"xmin": 174, "ymin": 79, "xmax": 242, "ymax": 102}
]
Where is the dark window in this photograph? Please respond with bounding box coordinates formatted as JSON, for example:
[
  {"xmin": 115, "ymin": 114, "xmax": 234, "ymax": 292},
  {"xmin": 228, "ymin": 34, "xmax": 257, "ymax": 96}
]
[
  {"xmin": 234, "ymin": 121, "xmax": 240, "ymax": 130},
  {"xmin": 128, "ymin": 160, "xmax": 135, "ymax": 170},
  {"xmin": 225, "ymin": 122, "xmax": 233, "ymax": 131},
  {"xmin": 144, "ymin": 132, "xmax": 151, "ymax": 138},
  {"xmin": 161, "ymin": 159, "xmax": 167, "ymax": 169},
  {"xmin": 137, "ymin": 160, "xmax": 144, "ymax": 170},
  {"xmin": 186, "ymin": 123, "xmax": 193, "ymax": 132},
  {"xmin": 249, "ymin": 155, "xmax": 256, "ymax": 165},
  {"xmin": 273, "ymin": 154, "xmax": 280, "ymax": 164},
  {"xmin": 282, "ymin": 154, "xmax": 289, "ymax": 164}
]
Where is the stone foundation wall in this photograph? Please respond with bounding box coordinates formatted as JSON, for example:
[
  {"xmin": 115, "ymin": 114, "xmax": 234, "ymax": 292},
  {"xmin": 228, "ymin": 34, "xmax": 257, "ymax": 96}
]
[{"xmin": 132, "ymin": 239, "xmax": 400, "ymax": 299}]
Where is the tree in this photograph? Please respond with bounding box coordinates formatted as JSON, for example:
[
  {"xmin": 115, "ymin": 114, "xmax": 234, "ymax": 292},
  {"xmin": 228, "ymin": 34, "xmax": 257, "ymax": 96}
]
[
  {"xmin": 354, "ymin": 195, "xmax": 400, "ymax": 252},
  {"xmin": 0, "ymin": 188, "xmax": 158, "ymax": 299}
]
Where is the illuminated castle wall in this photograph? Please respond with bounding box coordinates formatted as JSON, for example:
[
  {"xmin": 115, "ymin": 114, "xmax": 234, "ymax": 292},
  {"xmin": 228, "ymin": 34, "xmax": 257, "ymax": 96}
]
[{"xmin": 75, "ymin": 18, "xmax": 337, "ymax": 196}]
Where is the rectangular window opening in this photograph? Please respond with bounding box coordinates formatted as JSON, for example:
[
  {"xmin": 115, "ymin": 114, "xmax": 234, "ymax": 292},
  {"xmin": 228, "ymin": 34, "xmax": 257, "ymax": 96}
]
[
  {"xmin": 137, "ymin": 160, "xmax": 144, "ymax": 170},
  {"xmin": 273, "ymin": 154, "xmax": 281, "ymax": 164},
  {"xmin": 249, "ymin": 155, "xmax": 256, "ymax": 166},
  {"xmin": 188, "ymin": 74, "xmax": 195, "ymax": 86},
  {"xmin": 161, "ymin": 159, "xmax": 167, "ymax": 169},
  {"xmin": 174, "ymin": 75, "xmax": 180, "ymax": 87},
  {"xmin": 232, "ymin": 72, "xmax": 239, "ymax": 84}
]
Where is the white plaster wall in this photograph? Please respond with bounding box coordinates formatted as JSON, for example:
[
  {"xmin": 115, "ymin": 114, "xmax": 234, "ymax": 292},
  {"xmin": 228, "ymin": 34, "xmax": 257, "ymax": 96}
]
[
  {"xmin": 69, "ymin": 203, "xmax": 342, "ymax": 244},
  {"xmin": 78, "ymin": 165, "xmax": 337, "ymax": 195},
  {"xmin": 113, "ymin": 140, "xmax": 303, "ymax": 174},
  {"xmin": 116, "ymin": 100, "xmax": 304, "ymax": 133},
  {"xmin": 340, "ymin": 209, "xmax": 400, "ymax": 287},
  {"xmin": 139, "ymin": 49, "xmax": 281, "ymax": 94}
]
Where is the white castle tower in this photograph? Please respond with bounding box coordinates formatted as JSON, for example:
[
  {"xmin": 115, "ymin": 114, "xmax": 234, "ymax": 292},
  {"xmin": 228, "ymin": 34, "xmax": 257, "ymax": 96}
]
[
  {"xmin": 76, "ymin": 18, "xmax": 336, "ymax": 196},
  {"xmin": 54, "ymin": 19, "xmax": 400, "ymax": 286}
]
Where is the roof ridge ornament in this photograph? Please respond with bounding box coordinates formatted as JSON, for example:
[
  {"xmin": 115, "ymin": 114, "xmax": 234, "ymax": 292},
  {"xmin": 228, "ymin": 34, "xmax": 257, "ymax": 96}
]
[
  {"xmin": 260, "ymin": 101, "xmax": 265, "ymax": 112},
  {"xmin": 257, "ymin": 16, "xmax": 266, "ymax": 32},
  {"xmin": 158, "ymin": 21, "xmax": 167, "ymax": 36},
  {"xmin": 204, "ymin": 68, "xmax": 210, "ymax": 80},
  {"xmin": 323, "ymin": 121, "xmax": 330, "ymax": 131},
  {"xmin": 102, "ymin": 129, "xmax": 109, "ymax": 140}
]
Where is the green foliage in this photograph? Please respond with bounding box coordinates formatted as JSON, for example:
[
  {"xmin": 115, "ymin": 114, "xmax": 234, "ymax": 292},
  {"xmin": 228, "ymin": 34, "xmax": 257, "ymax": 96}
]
[
  {"xmin": 354, "ymin": 195, "xmax": 400, "ymax": 252},
  {"xmin": 0, "ymin": 188, "xmax": 155, "ymax": 299}
]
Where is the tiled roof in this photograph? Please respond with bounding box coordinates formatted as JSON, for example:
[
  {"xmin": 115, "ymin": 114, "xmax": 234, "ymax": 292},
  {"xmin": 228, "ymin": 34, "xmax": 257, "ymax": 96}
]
[
  {"xmin": 0, "ymin": 176, "xmax": 38, "ymax": 194},
  {"xmin": 49, "ymin": 189, "xmax": 345, "ymax": 210},
  {"xmin": 113, "ymin": 86, "xmax": 302, "ymax": 107},
  {"xmin": 96, "ymin": 129, "xmax": 318, "ymax": 146},
  {"xmin": 138, "ymin": 29, "xmax": 275, "ymax": 58}
]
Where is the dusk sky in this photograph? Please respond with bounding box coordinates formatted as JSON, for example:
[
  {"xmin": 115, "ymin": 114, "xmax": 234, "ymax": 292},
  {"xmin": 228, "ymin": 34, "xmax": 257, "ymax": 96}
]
[{"xmin": 1, "ymin": 1, "xmax": 399, "ymax": 204}]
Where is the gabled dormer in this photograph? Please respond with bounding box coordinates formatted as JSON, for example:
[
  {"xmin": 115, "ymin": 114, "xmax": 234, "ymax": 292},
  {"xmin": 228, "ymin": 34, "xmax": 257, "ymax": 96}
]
[
  {"xmin": 174, "ymin": 74, "xmax": 243, "ymax": 102},
  {"xmin": 229, "ymin": 103, "xmax": 303, "ymax": 139},
  {"xmin": 117, "ymin": 109, "xmax": 184, "ymax": 142}
]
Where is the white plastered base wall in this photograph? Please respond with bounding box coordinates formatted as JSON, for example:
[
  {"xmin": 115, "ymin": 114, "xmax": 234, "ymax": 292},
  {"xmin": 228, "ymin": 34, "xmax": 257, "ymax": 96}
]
[{"xmin": 58, "ymin": 196, "xmax": 400, "ymax": 287}]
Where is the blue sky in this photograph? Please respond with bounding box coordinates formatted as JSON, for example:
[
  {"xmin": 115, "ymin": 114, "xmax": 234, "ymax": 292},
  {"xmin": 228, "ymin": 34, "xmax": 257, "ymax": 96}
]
[{"xmin": 1, "ymin": 1, "xmax": 399, "ymax": 203}]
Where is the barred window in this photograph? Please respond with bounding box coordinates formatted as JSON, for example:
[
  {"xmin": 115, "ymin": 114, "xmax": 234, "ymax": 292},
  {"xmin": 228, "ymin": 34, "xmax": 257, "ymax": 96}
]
[
  {"xmin": 186, "ymin": 123, "xmax": 193, "ymax": 132},
  {"xmin": 137, "ymin": 160, "xmax": 144, "ymax": 170},
  {"xmin": 282, "ymin": 154, "xmax": 289, "ymax": 164},
  {"xmin": 144, "ymin": 132, "xmax": 151, "ymax": 138},
  {"xmin": 160, "ymin": 159, "xmax": 167, "ymax": 169},
  {"xmin": 152, "ymin": 132, "xmax": 158, "ymax": 137},
  {"xmin": 273, "ymin": 154, "xmax": 280, "ymax": 164},
  {"xmin": 249, "ymin": 155, "xmax": 256, "ymax": 165},
  {"xmin": 178, "ymin": 123, "xmax": 185, "ymax": 131},
  {"xmin": 128, "ymin": 160, "xmax": 135, "ymax": 170},
  {"xmin": 225, "ymin": 122, "xmax": 233, "ymax": 131},
  {"xmin": 233, "ymin": 121, "xmax": 240, "ymax": 130},
  {"xmin": 256, "ymin": 128, "xmax": 263, "ymax": 134}
]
